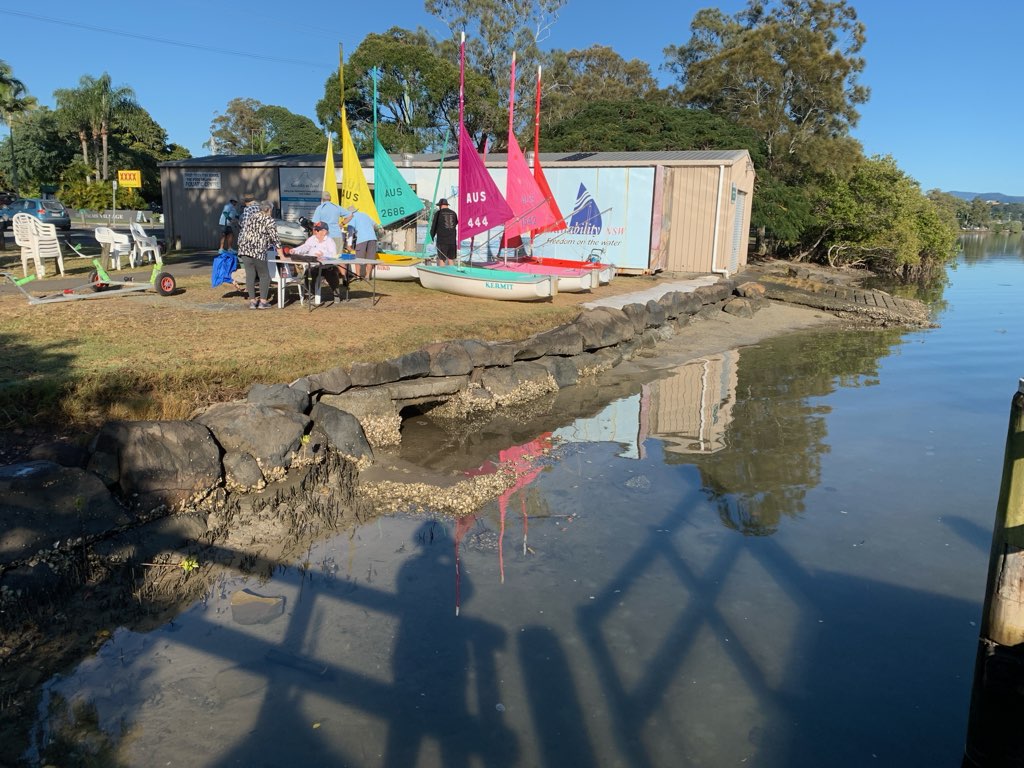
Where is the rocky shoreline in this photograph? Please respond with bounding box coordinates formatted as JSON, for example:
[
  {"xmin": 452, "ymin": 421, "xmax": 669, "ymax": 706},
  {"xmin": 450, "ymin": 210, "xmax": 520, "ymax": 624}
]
[{"xmin": 0, "ymin": 263, "xmax": 929, "ymax": 765}]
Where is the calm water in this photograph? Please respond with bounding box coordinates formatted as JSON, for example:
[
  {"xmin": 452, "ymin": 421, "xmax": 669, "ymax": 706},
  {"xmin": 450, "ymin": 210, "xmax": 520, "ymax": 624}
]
[{"xmin": 31, "ymin": 237, "xmax": 1024, "ymax": 766}]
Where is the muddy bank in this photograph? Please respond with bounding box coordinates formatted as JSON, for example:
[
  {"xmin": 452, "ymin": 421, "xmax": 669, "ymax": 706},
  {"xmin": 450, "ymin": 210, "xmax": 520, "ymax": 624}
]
[{"xmin": 0, "ymin": 266, "xmax": 922, "ymax": 766}]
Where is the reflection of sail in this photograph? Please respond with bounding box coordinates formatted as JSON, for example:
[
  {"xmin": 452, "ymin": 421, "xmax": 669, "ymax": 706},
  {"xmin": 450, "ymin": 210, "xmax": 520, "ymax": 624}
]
[
  {"xmin": 568, "ymin": 184, "xmax": 601, "ymax": 235},
  {"xmin": 552, "ymin": 395, "xmax": 645, "ymax": 459},
  {"xmin": 456, "ymin": 433, "xmax": 553, "ymax": 610},
  {"xmin": 647, "ymin": 351, "xmax": 739, "ymax": 454}
]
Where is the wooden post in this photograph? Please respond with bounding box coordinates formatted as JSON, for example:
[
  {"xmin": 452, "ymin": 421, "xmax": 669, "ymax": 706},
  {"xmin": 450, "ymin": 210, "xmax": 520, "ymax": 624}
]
[{"xmin": 963, "ymin": 379, "xmax": 1024, "ymax": 767}]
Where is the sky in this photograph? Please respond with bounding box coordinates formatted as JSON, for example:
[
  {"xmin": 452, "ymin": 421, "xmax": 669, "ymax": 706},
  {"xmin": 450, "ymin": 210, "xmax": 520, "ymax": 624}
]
[{"xmin": 0, "ymin": 0, "xmax": 1020, "ymax": 196}]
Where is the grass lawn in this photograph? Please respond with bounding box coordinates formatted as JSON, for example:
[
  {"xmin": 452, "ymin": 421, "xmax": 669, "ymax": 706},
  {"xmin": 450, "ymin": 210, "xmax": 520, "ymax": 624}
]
[{"xmin": 0, "ymin": 247, "xmax": 655, "ymax": 431}]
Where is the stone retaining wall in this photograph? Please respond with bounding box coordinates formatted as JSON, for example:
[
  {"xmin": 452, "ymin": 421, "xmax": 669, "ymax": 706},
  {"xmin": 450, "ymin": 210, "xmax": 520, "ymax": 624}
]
[{"xmin": 0, "ymin": 278, "xmax": 745, "ymax": 605}]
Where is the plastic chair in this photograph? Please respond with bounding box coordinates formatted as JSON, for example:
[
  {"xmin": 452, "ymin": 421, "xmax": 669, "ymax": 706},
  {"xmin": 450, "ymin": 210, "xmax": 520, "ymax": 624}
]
[
  {"xmin": 32, "ymin": 220, "xmax": 65, "ymax": 277},
  {"xmin": 94, "ymin": 226, "xmax": 132, "ymax": 270},
  {"xmin": 129, "ymin": 222, "xmax": 161, "ymax": 266},
  {"xmin": 267, "ymin": 257, "xmax": 307, "ymax": 308},
  {"xmin": 12, "ymin": 213, "xmax": 42, "ymax": 277}
]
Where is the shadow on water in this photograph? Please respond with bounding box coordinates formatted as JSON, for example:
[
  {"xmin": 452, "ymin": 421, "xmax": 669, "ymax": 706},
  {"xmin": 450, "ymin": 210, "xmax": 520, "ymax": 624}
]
[{"xmin": 30, "ymin": 315, "xmax": 980, "ymax": 766}]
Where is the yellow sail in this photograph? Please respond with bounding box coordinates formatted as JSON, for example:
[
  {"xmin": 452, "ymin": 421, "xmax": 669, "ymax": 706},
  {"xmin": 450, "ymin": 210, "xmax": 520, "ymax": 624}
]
[
  {"xmin": 322, "ymin": 136, "xmax": 338, "ymax": 204},
  {"xmin": 338, "ymin": 45, "xmax": 380, "ymax": 224}
]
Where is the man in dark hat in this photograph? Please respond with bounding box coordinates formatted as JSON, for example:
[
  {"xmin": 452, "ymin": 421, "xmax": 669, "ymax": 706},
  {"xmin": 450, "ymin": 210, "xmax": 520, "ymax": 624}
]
[{"xmin": 430, "ymin": 198, "xmax": 458, "ymax": 266}]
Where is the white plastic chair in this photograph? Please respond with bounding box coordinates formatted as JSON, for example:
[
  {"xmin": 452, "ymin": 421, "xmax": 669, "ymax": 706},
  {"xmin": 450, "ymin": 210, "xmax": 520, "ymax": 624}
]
[
  {"xmin": 267, "ymin": 258, "xmax": 307, "ymax": 308},
  {"xmin": 32, "ymin": 220, "xmax": 65, "ymax": 277},
  {"xmin": 129, "ymin": 222, "xmax": 161, "ymax": 266},
  {"xmin": 94, "ymin": 227, "xmax": 132, "ymax": 270},
  {"xmin": 12, "ymin": 213, "xmax": 42, "ymax": 277}
]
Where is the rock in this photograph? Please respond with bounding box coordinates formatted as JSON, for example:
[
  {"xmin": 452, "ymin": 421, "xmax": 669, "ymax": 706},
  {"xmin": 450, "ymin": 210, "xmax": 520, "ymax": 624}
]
[
  {"xmin": 574, "ymin": 307, "xmax": 636, "ymax": 350},
  {"xmin": 87, "ymin": 421, "xmax": 223, "ymax": 507},
  {"xmin": 247, "ymin": 383, "xmax": 310, "ymax": 413},
  {"xmin": 535, "ymin": 356, "xmax": 580, "ymax": 389},
  {"xmin": 309, "ymin": 402, "xmax": 374, "ymax": 461},
  {"xmin": 308, "ymin": 366, "xmax": 351, "ymax": 395},
  {"xmin": 319, "ymin": 389, "xmax": 399, "ymax": 448},
  {"xmin": 230, "ymin": 589, "xmax": 285, "ymax": 625},
  {"xmin": 620, "ymin": 303, "xmax": 649, "ymax": 334},
  {"xmin": 389, "ymin": 350, "xmax": 431, "ymax": 380},
  {"xmin": 195, "ymin": 403, "xmax": 309, "ymax": 473},
  {"xmin": 0, "ymin": 461, "xmax": 129, "ymax": 566},
  {"xmin": 723, "ymin": 297, "xmax": 756, "ymax": 318},
  {"xmin": 463, "ymin": 339, "xmax": 516, "ymax": 368},
  {"xmin": 478, "ymin": 361, "xmax": 557, "ymax": 405},
  {"xmin": 645, "ymin": 299, "xmax": 667, "ymax": 327},
  {"xmin": 516, "ymin": 323, "xmax": 585, "ymax": 359},
  {"xmin": 425, "ymin": 341, "xmax": 474, "ymax": 377},
  {"xmin": 386, "ymin": 375, "xmax": 470, "ymax": 403},
  {"xmin": 349, "ymin": 359, "xmax": 401, "ymax": 387},
  {"xmin": 735, "ymin": 281, "xmax": 767, "ymax": 299},
  {"xmin": 223, "ymin": 451, "xmax": 265, "ymax": 492}
]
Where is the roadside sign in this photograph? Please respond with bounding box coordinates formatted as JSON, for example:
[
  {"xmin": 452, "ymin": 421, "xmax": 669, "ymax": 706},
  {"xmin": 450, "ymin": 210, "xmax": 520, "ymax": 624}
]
[{"xmin": 117, "ymin": 170, "xmax": 142, "ymax": 188}]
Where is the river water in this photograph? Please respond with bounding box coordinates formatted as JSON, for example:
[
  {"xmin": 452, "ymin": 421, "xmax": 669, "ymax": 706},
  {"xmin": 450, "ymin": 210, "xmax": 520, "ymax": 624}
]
[{"xmin": 29, "ymin": 237, "xmax": 1024, "ymax": 767}]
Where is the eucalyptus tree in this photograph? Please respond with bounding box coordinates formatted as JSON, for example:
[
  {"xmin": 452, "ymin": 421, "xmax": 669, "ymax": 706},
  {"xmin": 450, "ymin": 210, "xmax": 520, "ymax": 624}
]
[
  {"xmin": 0, "ymin": 59, "xmax": 37, "ymax": 193},
  {"xmin": 664, "ymin": 0, "xmax": 869, "ymax": 179},
  {"xmin": 208, "ymin": 98, "xmax": 326, "ymax": 155}
]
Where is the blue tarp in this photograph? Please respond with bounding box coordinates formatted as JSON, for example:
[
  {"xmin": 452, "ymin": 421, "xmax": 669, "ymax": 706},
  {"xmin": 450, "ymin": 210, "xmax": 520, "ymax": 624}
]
[{"xmin": 212, "ymin": 250, "xmax": 238, "ymax": 287}]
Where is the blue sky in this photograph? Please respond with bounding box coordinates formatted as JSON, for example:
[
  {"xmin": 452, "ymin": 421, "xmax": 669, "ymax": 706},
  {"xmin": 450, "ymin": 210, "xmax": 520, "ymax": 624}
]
[{"xmin": 0, "ymin": 0, "xmax": 1019, "ymax": 195}]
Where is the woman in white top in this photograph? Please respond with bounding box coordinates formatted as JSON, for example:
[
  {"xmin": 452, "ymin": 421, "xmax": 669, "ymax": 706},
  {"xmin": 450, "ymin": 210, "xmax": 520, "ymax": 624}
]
[{"xmin": 283, "ymin": 221, "xmax": 342, "ymax": 300}]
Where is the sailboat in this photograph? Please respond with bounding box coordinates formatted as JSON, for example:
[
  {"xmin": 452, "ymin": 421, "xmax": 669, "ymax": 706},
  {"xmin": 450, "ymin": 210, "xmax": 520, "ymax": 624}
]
[
  {"xmin": 481, "ymin": 54, "xmax": 599, "ymax": 293},
  {"xmin": 416, "ymin": 34, "xmax": 557, "ymax": 301},
  {"xmin": 336, "ymin": 48, "xmax": 427, "ymax": 281},
  {"xmin": 520, "ymin": 66, "xmax": 617, "ymax": 285}
]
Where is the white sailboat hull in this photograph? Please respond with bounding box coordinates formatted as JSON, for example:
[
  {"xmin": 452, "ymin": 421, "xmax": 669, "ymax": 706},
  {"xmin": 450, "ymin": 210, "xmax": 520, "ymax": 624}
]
[{"xmin": 417, "ymin": 265, "xmax": 557, "ymax": 301}]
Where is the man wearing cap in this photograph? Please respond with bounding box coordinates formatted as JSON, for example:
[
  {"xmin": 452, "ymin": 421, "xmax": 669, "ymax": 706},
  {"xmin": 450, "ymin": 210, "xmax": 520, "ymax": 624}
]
[
  {"xmin": 430, "ymin": 198, "xmax": 458, "ymax": 265},
  {"xmin": 283, "ymin": 220, "xmax": 342, "ymax": 303},
  {"xmin": 312, "ymin": 192, "xmax": 346, "ymax": 253}
]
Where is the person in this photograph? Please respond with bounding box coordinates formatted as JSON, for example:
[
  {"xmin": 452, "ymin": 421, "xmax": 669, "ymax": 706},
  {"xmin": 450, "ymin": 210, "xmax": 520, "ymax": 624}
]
[
  {"xmin": 283, "ymin": 221, "xmax": 342, "ymax": 303},
  {"xmin": 430, "ymin": 198, "xmax": 458, "ymax": 265},
  {"xmin": 312, "ymin": 192, "xmax": 346, "ymax": 254},
  {"xmin": 238, "ymin": 193, "xmax": 259, "ymax": 232},
  {"xmin": 218, "ymin": 198, "xmax": 239, "ymax": 251},
  {"xmin": 341, "ymin": 206, "xmax": 377, "ymax": 280},
  {"xmin": 236, "ymin": 200, "xmax": 281, "ymax": 309}
]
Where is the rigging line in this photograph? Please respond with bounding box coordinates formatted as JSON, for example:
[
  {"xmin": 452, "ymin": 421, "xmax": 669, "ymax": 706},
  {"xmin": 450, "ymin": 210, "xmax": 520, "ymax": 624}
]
[{"xmin": 0, "ymin": 9, "xmax": 323, "ymax": 68}]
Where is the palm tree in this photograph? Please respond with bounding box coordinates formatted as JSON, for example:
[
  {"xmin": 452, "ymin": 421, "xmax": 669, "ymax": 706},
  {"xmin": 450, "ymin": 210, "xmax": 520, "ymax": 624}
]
[
  {"xmin": 0, "ymin": 59, "xmax": 38, "ymax": 194},
  {"xmin": 55, "ymin": 73, "xmax": 137, "ymax": 182}
]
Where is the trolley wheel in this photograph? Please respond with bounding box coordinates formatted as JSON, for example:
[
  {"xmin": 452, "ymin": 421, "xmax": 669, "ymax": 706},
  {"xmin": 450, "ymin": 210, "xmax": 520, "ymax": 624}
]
[
  {"xmin": 88, "ymin": 270, "xmax": 108, "ymax": 292},
  {"xmin": 155, "ymin": 272, "xmax": 176, "ymax": 296}
]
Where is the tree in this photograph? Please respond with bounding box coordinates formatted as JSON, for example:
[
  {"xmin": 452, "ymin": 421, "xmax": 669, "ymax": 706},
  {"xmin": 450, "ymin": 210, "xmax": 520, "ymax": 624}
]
[
  {"xmin": 665, "ymin": 0, "xmax": 869, "ymax": 178},
  {"xmin": 316, "ymin": 28, "xmax": 489, "ymax": 153},
  {"xmin": 54, "ymin": 73, "xmax": 138, "ymax": 181},
  {"xmin": 0, "ymin": 59, "xmax": 38, "ymax": 193},
  {"xmin": 541, "ymin": 45, "xmax": 661, "ymax": 126},
  {"xmin": 808, "ymin": 155, "xmax": 958, "ymax": 277},
  {"xmin": 254, "ymin": 105, "xmax": 326, "ymax": 154},
  {"xmin": 426, "ymin": 0, "xmax": 567, "ymax": 146},
  {"xmin": 207, "ymin": 97, "xmax": 266, "ymax": 154},
  {"xmin": 542, "ymin": 100, "xmax": 758, "ymax": 153},
  {"xmin": 0, "ymin": 108, "xmax": 73, "ymax": 193}
]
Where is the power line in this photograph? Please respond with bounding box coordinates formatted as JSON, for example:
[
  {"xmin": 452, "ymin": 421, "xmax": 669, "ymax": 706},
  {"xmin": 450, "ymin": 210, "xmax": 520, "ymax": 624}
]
[{"xmin": 0, "ymin": 9, "xmax": 325, "ymax": 69}]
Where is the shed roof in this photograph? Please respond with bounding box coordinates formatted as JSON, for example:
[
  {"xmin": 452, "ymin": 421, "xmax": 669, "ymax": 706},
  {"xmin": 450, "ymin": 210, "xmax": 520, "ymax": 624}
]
[{"xmin": 160, "ymin": 149, "xmax": 752, "ymax": 170}]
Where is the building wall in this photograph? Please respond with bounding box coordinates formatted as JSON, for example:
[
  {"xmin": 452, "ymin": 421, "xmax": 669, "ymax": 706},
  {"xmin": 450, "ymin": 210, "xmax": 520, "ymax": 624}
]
[
  {"xmin": 162, "ymin": 166, "xmax": 282, "ymax": 250},
  {"xmin": 658, "ymin": 160, "xmax": 755, "ymax": 275}
]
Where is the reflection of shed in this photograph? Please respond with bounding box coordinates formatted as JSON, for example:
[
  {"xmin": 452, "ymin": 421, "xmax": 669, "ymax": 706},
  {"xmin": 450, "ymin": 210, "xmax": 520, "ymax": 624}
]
[
  {"xmin": 646, "ymin": 351, "xmax": 739, "ymax": 455},
  {"xmin": 159, "ymin": 150, "xmax": 755, "ymax": 276},
  {"xmin": 552, "ymin": 396, "xmax": 644, "ymax": 459}
]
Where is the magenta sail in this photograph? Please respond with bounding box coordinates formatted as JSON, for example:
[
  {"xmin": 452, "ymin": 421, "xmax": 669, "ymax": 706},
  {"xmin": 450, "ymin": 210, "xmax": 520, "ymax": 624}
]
[{"xmin": 457, "ymin": 122, "xmax": 513, "ymax": 242}]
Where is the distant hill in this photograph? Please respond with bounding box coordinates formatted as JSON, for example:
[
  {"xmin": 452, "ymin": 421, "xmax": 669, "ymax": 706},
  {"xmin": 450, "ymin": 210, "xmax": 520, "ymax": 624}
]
[{"xmin": 949, "ymin": 191, "xmax": 1024, "ymax": 203}]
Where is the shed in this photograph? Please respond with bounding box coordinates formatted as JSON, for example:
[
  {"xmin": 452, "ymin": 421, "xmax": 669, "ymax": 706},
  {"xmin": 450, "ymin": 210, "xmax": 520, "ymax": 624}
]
[{"xmin": 159, "ymin": 149, "xmax": 755, "ymax": 275}]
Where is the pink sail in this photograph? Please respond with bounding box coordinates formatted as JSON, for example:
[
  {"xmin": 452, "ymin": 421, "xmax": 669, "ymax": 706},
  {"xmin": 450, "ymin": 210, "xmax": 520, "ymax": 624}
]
[
  {"xmin": 457, "ymin": 34, "xmax": 513, "ymax": 243},
  {"xmin": 457, "ymin": 123, "xmax": 513, "ymax": 241},
  {"xmin": 504, "ymin": 54, "xmax": 561, "ymax": 242}
]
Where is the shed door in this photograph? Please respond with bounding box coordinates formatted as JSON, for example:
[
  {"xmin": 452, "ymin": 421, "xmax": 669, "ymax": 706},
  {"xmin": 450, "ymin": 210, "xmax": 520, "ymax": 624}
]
[{"xmin": 729, "ymin": 190, "xmax": 746, "ymax": 273}]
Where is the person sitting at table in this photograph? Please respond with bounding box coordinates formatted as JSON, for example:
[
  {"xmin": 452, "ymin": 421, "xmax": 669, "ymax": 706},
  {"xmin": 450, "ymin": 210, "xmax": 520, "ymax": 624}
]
[{"xmin": 282, "ymin": 221, "xmax": 342, "ymax": 302}]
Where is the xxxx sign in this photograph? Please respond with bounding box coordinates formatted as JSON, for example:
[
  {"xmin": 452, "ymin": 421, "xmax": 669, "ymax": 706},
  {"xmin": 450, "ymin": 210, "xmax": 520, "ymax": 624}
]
[{"xmin": 117, "ymin": 169, "xmax": 142, "ymax": 188}]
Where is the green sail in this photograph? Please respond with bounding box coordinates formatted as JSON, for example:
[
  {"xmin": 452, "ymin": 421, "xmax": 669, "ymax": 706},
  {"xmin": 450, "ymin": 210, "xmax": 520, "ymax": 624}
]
[{"xmin": 373, "ymin": 137, "xmax": 424, "ymax": 227}]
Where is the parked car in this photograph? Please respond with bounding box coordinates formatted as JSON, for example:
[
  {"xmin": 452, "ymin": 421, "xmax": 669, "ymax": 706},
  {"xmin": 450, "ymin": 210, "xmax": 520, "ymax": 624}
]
[
  {"xmin": 0, "ymin": 190, "xmax": 14, "ymax": 207},
  {"xmin": 0, "ymin": 197, "xmax": 72, "ymax": 231}
]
